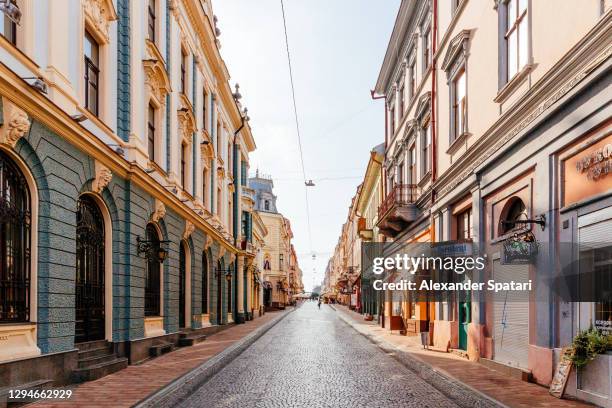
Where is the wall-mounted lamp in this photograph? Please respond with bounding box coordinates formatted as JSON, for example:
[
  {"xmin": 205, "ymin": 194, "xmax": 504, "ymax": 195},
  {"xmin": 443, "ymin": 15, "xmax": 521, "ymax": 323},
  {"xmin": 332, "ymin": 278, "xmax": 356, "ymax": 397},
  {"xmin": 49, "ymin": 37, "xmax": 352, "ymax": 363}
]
[
  {"xmin": 136, "ymin": 236, "xmax": 170, "ymax": 263},
  {"xmin": 107, "ymin": 144, "xmax": 125, "ymax": 155},
  {"xmin": 71, "ymin": 114, "xmax": 88, "ymax": 123},
  {"xmin": 0, "ymin": 0, "xmax": 22, "ymax": 24},
  {"xmin": 21, "ymin": 77, "xmax": 47, "ymax": 94}
]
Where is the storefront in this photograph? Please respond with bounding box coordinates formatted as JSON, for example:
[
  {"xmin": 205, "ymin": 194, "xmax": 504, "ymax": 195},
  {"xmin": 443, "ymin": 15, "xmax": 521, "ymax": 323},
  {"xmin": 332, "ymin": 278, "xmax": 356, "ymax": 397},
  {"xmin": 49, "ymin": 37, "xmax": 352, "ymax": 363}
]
[{"xmin": 558, "ymin": 128, "xmax": 612, "ymax": 407}]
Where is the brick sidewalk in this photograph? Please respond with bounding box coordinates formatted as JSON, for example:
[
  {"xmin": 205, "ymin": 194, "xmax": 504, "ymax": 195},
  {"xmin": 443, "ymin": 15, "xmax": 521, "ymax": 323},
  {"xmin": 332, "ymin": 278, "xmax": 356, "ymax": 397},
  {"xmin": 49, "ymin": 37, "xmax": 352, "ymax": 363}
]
[
  {"xmin": 31, "ymin": 310, "xmax": 288, "ymax": 408},
  {"xmin": 333, "ymin": 305, "xmax": 592, "ymax": 408}
]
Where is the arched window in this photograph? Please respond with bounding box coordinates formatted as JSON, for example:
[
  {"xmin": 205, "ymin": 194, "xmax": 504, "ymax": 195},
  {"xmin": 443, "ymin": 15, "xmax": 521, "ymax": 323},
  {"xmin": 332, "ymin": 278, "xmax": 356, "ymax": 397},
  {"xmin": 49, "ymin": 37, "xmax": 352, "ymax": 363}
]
[
  {"xmin": 202, "ymin": 251, "xmax": 208, "ymax": 314},
  {"xmin": 227, "ymin": 264, "xmax": 232, "ymax": 314},
  {"xmin": 75, "ymin": 195, "xmax": 105, "ymax": 342},
  {"xmin": 0, "ymin": 151, "xmax": 31, "ymax": 322},
  {"xmin": 144, "ymin": 224, "xmax": 161, "ymax": 316},
  {"xmin": 499, "ymin": 197, "xmax": 527, "ymax": 235}
]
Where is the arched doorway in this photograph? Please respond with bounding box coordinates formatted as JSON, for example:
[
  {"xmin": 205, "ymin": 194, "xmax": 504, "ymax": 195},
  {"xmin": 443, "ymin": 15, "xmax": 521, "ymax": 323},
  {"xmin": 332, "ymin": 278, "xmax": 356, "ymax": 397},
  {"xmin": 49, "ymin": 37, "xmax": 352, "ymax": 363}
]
[
  {"xmin": 0, "ymin": 151, "xmax": 31, "ymax": 323},
  {"xmin": 75, "ymin": 195, "xmax": 105, "ymax": 343},
  {"xmin": 216, "ymin": 259, "xmax": 223, "ymax": 325},
  {"xmin": 202, "ymin": 251, "xmax": 208, "ymax": 315},
  {"xmin": 144, "ymin": 224, "xmax": 161, "ymax": 317},
  {"xmin": 179, "ymin": 241, "xmax": 186, "ymax": 328},
  {"xmin": 263, "ymin": 282, "xmax": 272, "ymax": 308}
]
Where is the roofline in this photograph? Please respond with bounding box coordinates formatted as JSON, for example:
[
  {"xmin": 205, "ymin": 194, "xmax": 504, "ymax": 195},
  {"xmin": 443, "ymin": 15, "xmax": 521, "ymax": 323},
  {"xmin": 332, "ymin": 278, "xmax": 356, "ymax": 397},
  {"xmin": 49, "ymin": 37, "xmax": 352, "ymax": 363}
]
[{"xmin": 374, "ymin": 0, "xmax": 417, "ymax": 95}]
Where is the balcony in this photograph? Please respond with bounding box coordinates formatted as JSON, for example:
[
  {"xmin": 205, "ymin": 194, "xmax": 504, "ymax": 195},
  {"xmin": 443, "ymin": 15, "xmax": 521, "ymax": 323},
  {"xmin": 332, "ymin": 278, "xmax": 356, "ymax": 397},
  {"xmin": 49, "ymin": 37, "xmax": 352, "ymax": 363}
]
[
  {"xmin": 377, "ymin": 184, "xmax": 418, "ymax": 238},
  {"xmin": 357, "ymin": 217, "xmax": 373, "ymax": 241}
]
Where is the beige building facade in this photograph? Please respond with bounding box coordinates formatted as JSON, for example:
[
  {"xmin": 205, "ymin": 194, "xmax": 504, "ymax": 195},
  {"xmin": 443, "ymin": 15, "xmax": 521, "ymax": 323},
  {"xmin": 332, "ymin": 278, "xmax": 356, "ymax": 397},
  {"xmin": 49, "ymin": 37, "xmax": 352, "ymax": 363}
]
[{"xmin": 328, "ymin": 1, "xmax": 612, "ymax": 406}]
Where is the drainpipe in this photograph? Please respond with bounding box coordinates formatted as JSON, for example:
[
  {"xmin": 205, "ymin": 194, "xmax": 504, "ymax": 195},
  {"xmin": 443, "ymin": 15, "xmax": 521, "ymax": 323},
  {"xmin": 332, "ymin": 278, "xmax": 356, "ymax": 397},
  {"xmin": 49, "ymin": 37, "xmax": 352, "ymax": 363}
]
[
  {"xmin": 431, "ymin": 0, "xmax": 438, "ymax": 203},
  {"xmin": 233, "ymin": 115, "xmax": 246, "ymax": 323},
  {"xmin": 370, "ymin": 89, "xmax": 387, "ymax": 240}
]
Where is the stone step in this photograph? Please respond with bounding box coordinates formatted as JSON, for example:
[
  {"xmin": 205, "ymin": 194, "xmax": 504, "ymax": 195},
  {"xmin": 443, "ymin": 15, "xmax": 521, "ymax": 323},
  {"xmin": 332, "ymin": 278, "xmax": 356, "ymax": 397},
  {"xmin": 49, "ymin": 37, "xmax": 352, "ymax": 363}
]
[
  {"xmin": 75, "ymin": 339, "xmax": 108, "ymax": 352},
  {"xmin": 71, "ymin": 357, "xmax": 128, "ymax": 383},
  {"xmin": 149, "ymin": 341, "xmax": 175, "ymax": 357},
  {"xmin": 178, "ymin": 333, "xmax": 207, "ymax": 347},
  {"xmin": 78, "ymin": 352, "xmax": 117, "ymax": 368},
  {"xmin": 449, "ymin": 348, "xmax": 469, "ymax": 360},
  {"xmin": 77, "ymin": 345, "xmax": 111, "ymax": 360},
  {"xmin": 0, "ymin": 379, "xmax": 53, "ymax": 408},
  {"xmin": 177, "ymin": 328, "xmax": 208, "ymax": 347}
]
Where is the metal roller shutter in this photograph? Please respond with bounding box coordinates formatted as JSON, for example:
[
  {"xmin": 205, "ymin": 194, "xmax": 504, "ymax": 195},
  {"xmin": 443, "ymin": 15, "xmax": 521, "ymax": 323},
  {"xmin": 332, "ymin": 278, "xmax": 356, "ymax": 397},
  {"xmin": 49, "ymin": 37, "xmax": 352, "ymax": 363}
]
[{"xmin": 492, "ymin": 260, "xmax": 530, "ymax": 369}]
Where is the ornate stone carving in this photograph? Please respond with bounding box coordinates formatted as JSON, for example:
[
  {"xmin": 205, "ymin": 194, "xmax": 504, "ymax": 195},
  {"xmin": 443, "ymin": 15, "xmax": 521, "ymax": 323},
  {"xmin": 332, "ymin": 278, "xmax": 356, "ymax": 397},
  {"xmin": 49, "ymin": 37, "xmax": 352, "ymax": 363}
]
[
  {"xmin": 218, "ymin": 246, "xmax": 226, "ymax": 260},
  {"xmin": 144, "ymin": 59, "xmax": 171, "ymax": 105},
  {"xmin": 83, "ymin": 0, "xmax": 117, "ymax": 43},
  {"xmin": 150, "ymin": 200, "xmax": 166, "ymax": 223},
  {"xmin": 93, "ymin": 162, "xmax": 112, "ymax": 193},
  {"xmin": 183, "ymin": 220, "xmax": 195, "ymax": 240},
  {"xmin": 204, "ymin": 235, "xmax": 213, "ymax": 251},
  {"xmin": 178, "ymin": 97, "xmax": 197, "ymax": 141},
  {"xmin": 229, "ymin": 253, "xmax": 236, "ymax": 263},
  {"xmin": 1, "ymin": 107, "xmax": 30, "ymax": 148}
]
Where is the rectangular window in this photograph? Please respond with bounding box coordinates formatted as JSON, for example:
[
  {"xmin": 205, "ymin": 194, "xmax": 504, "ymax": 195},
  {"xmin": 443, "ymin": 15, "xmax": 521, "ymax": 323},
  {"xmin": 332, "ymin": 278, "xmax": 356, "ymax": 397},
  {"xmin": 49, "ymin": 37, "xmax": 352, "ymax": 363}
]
[
  {"xmin": 452, "ymin": 68, "xmax": 467, "ymax": 142},
  {"xmin": 398, "ymin": 163, "xmax": 404, "ymax": 185},
  {"xmin": 456, "ymin": 208, "xmax": 473, "ymax": 240},
  {"xmin": 0, "ymin": 0, "xmax": 17, "ymax": 45},
  {"xmin": 505, "ymin": 0, "xmax": 528, "ymax": 80},
  {"xmin": 217, "ymin": 187, "xmax": 221, "ymax": 215},
  {"xmin": 180, "ymin": 143, "xmax": 187, "ymax": 188},
  {"xmin": 240, "ymin": 161, "xmax": 247, "ymax": 186},
  {"xmin": 409, "ymin": 147, "xmax": 416, "ymax": 184},
  {"xmin": 398, "ymin": 84, "xmax": 405, "ymax": 119},
  {"xmin": 408, "ymin": 59, "xmax": 416, "ymax": 100},
  {"xmin": 148, "ymin": 0, "xmax": 156, "ymax": 42},
  {"xmin": 423, "ymin": 28, "xmax": 431, "ymax": 71},
  {"xmin": 202, "ymin": 168, "xmax": 208, "ymax": 208},
  {"xmin": 181, "ymin": 49, "xmax": 187, "ymax": 95},
  {"xmin": 390, "ymin": 106, "xmax": 395, "ymax": 136},
  {"xmin": 148, "ymin": 103, "xmax": 156, "ymax": 161},
  {"xmin": 421, "ymin": 120, "xmax": 431, "ymax": 176},
  {"xmin": 202, "ymin": 88, "xmax": 207, "ymax": 130},
  {"xmin": 279, "ymin": 254, "xmax": 284, "ymax": 271},
  {"xmin": 84, "ymin": 31, "xmax": 100, "ymax": 116},
  {"xmin": 227, "ymin": 143, "xmax": 232, "ymax": 176},
  {"xmin": 241, "ymin": 211, "xmax": 247, "ymax": 239}
]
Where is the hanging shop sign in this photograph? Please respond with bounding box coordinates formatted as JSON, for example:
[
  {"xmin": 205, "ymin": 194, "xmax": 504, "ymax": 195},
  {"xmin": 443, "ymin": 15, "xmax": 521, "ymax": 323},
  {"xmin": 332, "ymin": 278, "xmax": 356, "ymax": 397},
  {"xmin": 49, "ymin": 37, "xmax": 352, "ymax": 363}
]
[{"xmin": 501, "ymin": 231, "xmax": 539, "ymax": 265}]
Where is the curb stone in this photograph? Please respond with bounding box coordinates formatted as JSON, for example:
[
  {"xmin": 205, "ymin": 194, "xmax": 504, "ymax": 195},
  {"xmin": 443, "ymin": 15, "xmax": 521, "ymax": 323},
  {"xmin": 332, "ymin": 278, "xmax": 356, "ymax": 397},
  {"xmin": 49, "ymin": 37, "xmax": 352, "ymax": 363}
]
[
  {"xmin": 133, "ymin": 308, "xmax": 295, "ymax": 408},
  {"xmin": 335, "ymin": 310, "xmax": 509, "ymax": 408}
]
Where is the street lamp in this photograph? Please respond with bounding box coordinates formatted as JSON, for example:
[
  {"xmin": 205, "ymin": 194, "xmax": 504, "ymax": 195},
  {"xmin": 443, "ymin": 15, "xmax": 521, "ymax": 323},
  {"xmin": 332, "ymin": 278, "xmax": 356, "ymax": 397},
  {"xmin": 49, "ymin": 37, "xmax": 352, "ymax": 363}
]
[{"xmin": 136, "ymin": 236, "xmax": 169, "ymax": 263}]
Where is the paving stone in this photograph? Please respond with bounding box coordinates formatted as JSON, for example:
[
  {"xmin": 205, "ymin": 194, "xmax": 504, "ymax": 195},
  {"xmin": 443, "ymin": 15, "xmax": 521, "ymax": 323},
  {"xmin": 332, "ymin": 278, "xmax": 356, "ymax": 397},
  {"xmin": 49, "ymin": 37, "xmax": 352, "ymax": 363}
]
[{"xmin": 181, "ymin": 302, "xmax": 458, "ymax": 408}]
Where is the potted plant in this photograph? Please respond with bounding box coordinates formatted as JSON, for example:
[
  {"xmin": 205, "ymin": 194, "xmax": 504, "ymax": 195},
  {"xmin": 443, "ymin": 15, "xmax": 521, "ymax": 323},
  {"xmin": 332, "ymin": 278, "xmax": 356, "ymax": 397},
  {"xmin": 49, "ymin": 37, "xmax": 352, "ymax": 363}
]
[{"xmin": 570, "ymin": 327, "xmax": 612, "ymax": 369}]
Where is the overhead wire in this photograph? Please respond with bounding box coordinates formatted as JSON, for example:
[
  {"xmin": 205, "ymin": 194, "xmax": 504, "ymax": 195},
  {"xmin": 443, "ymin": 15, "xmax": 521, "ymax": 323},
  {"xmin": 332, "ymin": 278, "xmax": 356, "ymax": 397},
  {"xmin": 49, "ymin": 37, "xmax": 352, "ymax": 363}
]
[{"xmin": 280, "ymin": 0, "xmax": 314, "ymax": 253}]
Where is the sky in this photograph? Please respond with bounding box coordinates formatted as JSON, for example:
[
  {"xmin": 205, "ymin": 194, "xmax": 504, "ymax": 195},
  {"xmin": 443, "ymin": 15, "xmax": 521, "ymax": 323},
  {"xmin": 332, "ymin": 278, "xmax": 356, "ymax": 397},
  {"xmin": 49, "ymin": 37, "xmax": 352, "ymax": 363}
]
[{"xmin": 213, "ymin": 0, "xmax": 400, "ymax": 291}]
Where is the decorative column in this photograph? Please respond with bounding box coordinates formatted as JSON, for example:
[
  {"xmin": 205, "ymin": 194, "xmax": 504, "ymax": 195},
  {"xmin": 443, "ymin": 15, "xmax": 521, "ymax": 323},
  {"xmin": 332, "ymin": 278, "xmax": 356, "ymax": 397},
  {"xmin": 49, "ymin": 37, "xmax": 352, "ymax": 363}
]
[
  {"xmin": 245, "ymin": 261, "xmax": 253, "ymax": 319},
  {"xmin": 236, "ymin": 255, "xmax": 245, "ymax": 323}
]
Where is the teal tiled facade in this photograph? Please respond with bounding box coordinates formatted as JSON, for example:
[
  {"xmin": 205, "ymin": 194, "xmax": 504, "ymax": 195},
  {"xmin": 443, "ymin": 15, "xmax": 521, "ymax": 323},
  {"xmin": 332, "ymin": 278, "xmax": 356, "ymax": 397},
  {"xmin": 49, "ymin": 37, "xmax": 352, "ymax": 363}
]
[{"xmin": 1, "ymin": 96, "xmax": 232, "ymax": 355}]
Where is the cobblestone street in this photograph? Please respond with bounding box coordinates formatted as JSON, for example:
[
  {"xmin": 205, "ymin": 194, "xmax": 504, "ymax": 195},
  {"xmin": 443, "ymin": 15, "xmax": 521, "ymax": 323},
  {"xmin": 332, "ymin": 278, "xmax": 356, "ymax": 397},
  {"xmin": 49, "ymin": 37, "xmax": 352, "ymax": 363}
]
[{"xmin": 181, "ymin": 303, "xmax": 458, "ymax": 408}]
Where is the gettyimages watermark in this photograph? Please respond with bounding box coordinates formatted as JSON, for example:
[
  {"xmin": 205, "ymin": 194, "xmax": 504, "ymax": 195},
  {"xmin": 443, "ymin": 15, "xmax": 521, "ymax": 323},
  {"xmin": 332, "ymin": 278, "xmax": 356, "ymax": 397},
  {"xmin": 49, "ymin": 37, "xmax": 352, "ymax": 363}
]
[{"xmin": 357, "ymin": 241, "xmax": 611, "ymax": 303}]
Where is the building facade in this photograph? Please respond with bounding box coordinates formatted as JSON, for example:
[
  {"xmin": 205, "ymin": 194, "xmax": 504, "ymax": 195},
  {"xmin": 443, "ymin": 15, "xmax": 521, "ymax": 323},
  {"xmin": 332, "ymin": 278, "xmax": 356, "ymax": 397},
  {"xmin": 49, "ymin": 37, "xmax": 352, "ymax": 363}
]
[
  {"xmin": 358, "ymin": 0, "xmax": 611, "ymax": 405},
  {"xmin": 0, "ymin": 0, "xmax": 261, "ymax": 389},
  {"xmin": 249, "ymin": 172, "xmax": 297, "ymax": 309}
]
